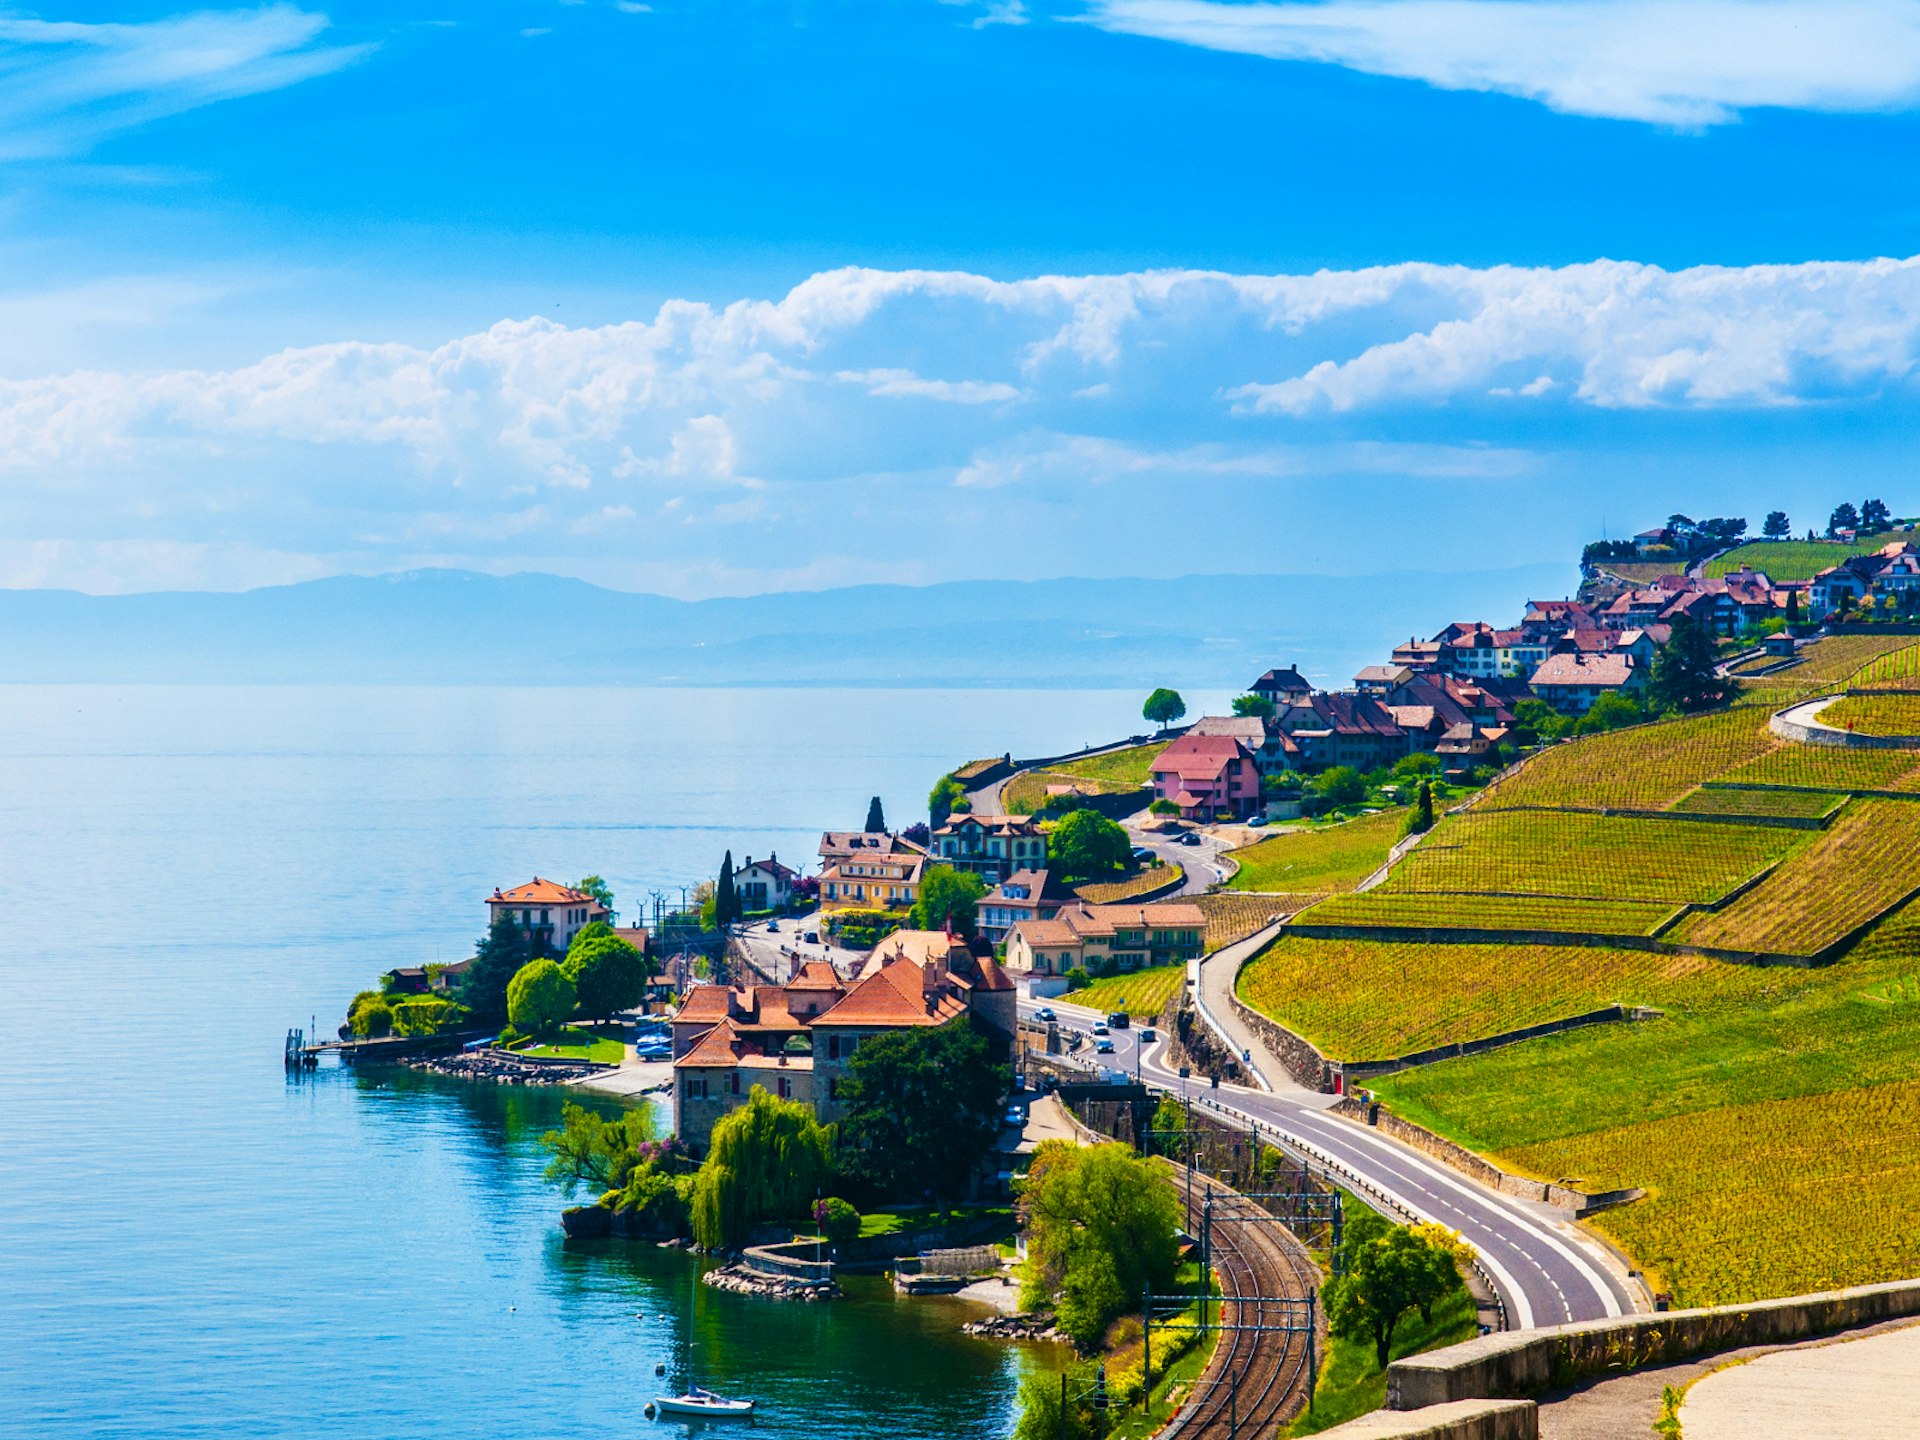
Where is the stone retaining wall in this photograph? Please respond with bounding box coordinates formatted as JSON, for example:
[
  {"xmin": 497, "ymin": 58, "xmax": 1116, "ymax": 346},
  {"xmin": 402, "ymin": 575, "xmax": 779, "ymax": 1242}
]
[
  {"xmin": 741, "ymin": 1240, "xmax": 835, "ymax": 1283},
  {"xmin": 1225, "ymin": 988, "xmax": 1338, "ymax": 1092},
  {"xmin": 1315, "ymin": 1399, "xmax": 1537, "ymax": 1440},
  {"xmin": 1339, "ymin": 1006, "xmax": 1659, "ymax": 1085},
  {"xmin": 1328, "ymin": 1096, "xmax": 1642, "ymax": 1218},
  {"xmin": 1387, "ymin": 1278, "xmax": 1920, "ymax": 1411}
]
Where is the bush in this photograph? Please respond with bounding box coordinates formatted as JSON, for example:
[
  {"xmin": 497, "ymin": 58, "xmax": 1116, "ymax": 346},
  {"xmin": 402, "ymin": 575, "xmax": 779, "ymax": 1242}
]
[
  {"xmin": 351, "ymin": 997, "xmax": 394, "ymax": 1038},
  {"xmin": 390, "ymin": 997, "xmax": 463, "ymax": 1036},
  {"xmin": 507, "ymin": 959, "xmax": 576, "ymax": 1034},
  {"xmin": 814, "ymin": 1196, "xmax": 861, "ymax": 1243},
  {"xmin": 1064, "ymin": 968, "xmax": 1090, "ymax": 991},
  {"xmin": 1313, "ymin": 766, "xmax": 1367, "ymax": 809},
  {"xmin": 1149, "ymin": 798, "xmax": 1180, "ymax": 816}
]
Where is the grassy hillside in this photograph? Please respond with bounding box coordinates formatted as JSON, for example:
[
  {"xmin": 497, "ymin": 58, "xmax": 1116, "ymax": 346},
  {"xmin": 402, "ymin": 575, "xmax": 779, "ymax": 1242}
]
[
  {"xmin": 1225, "ymin": 808, "xmax": 1403, "ymax": 893},
  {"xmin": 1001, "ymin": 740, "xmax": 1164, "ymax": 813},
  {"xmin": 1237, "ymin": 635, "xmax": 1920, "ymax": 1306},
  {"xmin": 1703, "ymin": 532, "xmax": 1907, "ymax": 581}
]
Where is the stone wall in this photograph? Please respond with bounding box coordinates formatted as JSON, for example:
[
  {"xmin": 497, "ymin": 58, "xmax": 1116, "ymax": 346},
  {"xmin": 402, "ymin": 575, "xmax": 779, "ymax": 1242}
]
[
  {"xmin": 1340, "ymin": 1006, "xmax": 1658, "ymax": 1085},
  {"xmin": 1387, "ymin": 1278, "xmax": 1920, "ymax": 1410},
  {"xmin": 1225, "ymin": 989, "xmax": 1339, "ymax": 1092},
  {"xmin": 1313, "ymin": 1399, "xmax": 1537, "ymax": 1440},
  {"xmin": 742, "ymin": 1240, "xmax": 836, "ymax": 1283}
]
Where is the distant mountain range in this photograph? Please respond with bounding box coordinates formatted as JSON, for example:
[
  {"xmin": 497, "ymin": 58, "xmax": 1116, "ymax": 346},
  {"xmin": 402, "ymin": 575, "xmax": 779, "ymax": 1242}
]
[{"xmin": 0, "ymin": 565, "xmax": 1573, "ymax": 689}]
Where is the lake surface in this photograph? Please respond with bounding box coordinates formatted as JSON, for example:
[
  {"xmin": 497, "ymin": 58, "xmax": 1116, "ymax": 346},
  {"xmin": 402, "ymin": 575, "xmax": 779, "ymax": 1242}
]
[{"xmin": 0, "ymin": 685, "xmax": 1225, "ymax": 1440}]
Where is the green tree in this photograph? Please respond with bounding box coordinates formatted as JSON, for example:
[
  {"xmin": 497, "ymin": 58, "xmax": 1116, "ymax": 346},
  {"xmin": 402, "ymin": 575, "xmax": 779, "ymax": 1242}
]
[
  {"xmin": 865, "ymin": 795, "xmax": 887, "ymax": 833},
  {"xmin": 838, "ymin": 1022, "xmax": 1009, "ymax": 1201},
  {"xmin": 1405, "ymin": 780, "xmax": 1434, "ymax": 835},
  {"xmin": 1230, "ymin": 693, "xmax": 1275, "ymax": 719},
  {"xmin": 564, "ymin": 926, "xmax": 651, "ymax": 1019},
  {"xmin": 1863, "ymin": 497, "xmax": 1892, "ymax": 532},
  {"xmin": 689, "ymin": 1087, "xmax": 835, "ymax": 1249},
  {"xmin": 716, "ymin": 850, "xmax": 739, "ymax": 930},
  {"xmin": 507, "ymin": 958, "xmax": 576, "ymax": 1035},
  {"xmin": 1829, "ymin": 501, "xmax": 1861, "ymax": 536},
  {"xmin": 1019, "ymin": 1141, "xmax": 1181, "ymax": 1349},
  {"xmin": 1574, "ymin": 690, "xmax": 1645, "ymax": 736},
  {"xmin": 539, "ymin": 1100, "xmax": 658, "ymax": 1195},
  {"xmin": 1763, "ymin": 509, "xmax": 1791, "ymax": 539},
  {"xmin": 1325, "ymin": 1211, "xmax": 1465, "ymax": 1369},
  {"xmin": 1512, "ymin": 697, "xmax": 1572, "ymax": 745},
  {"xmin": 813, "ymin": 1196, "xmax": 862, "ymax": 1243},
  {"xmin": 929, "ymin": 773, "xmax": 968, "ymax": 827},
  {"xmin": 1049, "ymin": 808, "xmax": 1131, "ymax": 881},
  {"xmin": 576, "ymin": 874, "xmax": 614, "ymax": 912},
  {"xmin": 1142, "ymin": 688, "xmax": 1187, "ymax": 730},
  {"xmin": 1013, "ymin": 1369, "xmax": 1096, "ymax": 1440},
  {"xmin": 461, "ymin": 912, "xmax": 538, "ymax": 1026},
  {"xmin": 351, "ymin": 995, "xmax": 394, "ymax": 1038},
  {"xmin": 1312, "ymin": 765, "xmax": 1366, "ymax": 809},
  {"xmin": 1647, "ymin": 615, "xmax": 1731, "ymax": 714},
  {"xmin": 910, "ymin": 864, "xmax": 988, "ymax": 936}
]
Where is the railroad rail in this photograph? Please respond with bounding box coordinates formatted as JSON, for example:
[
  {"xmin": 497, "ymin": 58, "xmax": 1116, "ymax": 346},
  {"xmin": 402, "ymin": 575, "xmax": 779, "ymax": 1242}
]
[{"xmin": 1159, "ymin": 1163, "xmax": 1321, "ymax": 1439}]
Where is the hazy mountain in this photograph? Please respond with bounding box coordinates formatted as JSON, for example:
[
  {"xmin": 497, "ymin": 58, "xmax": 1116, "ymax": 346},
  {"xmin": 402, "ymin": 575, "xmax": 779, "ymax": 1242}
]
[{"xmin": 0, "ymin": 565, "xmax": 1573, "ymax": 689}]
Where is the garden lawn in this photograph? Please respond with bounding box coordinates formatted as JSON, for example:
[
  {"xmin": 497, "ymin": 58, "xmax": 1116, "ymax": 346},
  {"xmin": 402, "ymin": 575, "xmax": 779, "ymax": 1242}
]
[
  {"xmin": 1072, "ymin": 964, "xmax": 1185, "ymax": 1018},
  {"xmin": 1370, "ymin": 910, "xmax": 1920, "ymax": 1306},
  {"xmin": 1379, "ymin": 810, "xmax": 1800, "ymax": 904},
  {"xmin": 1300, "ymin": 892, "xmax": 1673, "ymax": 936},
  {"xmin": 1672, "ymin": 799, "xmax": 1920, "ymax": 954},
  {"xmin": 1818, "ymin": 692, "xmax": 1920, "ymax": 737},
  {"xmin": 1485, "ymin": 707, "xmax": 1777, "ymax": 812},
  {"xmin": 1226, "ymin": 809, "xmax": 1403, "ymax": 893},
  {"xmin": 515, "ymin": 1026, "xmax": 625, "ymax": 1062},
  {"xmin": 1703, "ymin": 535, "xmax": 1906, "ymax": 582},
  {"xmin": 1235, "ymin": 936, "xmax": 1826, "ymax": 1060}
]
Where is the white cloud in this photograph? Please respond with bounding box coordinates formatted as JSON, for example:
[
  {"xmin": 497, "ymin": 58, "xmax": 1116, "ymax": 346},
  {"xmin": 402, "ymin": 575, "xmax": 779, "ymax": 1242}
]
[
  {"xmin": 0, "ymin": 6, "xmax": 372, "ymax": 159},
  {"xmin": 1084, "ymin": 0, "xmax": 1920, "ymax": 126},
  {"xmin": 3, "ymin": 255, "xmax": 1919, "ymax": 591}
]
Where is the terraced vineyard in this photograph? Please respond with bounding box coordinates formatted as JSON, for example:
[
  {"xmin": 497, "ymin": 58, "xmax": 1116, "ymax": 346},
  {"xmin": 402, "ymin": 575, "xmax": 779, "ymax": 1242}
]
[
  {"xmin": 1719, "ymin": 742, "xmax": 1920, "ymax": 792},
  {"xmin": 1300, "ymin": 892, "xmax": 1673, "ymax": 935},
  {"xmin": 1225, "ymin": 808, "xmax": 1403, "ymax": 893},
  {"xmin": 1818, "ymin": 692, "xmax": 1920, "ymax": 736},
  {"xmin": 1484, "ymin": 706, "xmax": 1777, "ymax": 811},
  {"xmin": 1001, "ymin": 740, "xmax": 1164, "ymax": 813},
  {"xmin": 1702, "ymin": 534, "xmax": 1908, "ymax": 581},
  {"xmin": 1195, "ymin": 891, "xmax": 1311, "ymax": 949},
  {"xmin": 1071, "ymin": 963, "xmax": 1186, "ymax": 1018},
  {"xmin": 1379, "ymin": 810, "xmax": 1799, "ymax": 903},
  {"xmin": 1672, "ymin": 799, "xmax": 1920, "ymax": 955},
  {"xmin": 1848, "ymin": 641, "xmax": 1920, "ymax": 688},
  {"xmin": 1237, "ymin": 936, "xmax": 1816, "ymax": 1059},
  {"xmin": 1075, "ymin": 863, "xmax": 1180, "ymax": 902},
  {"xmin": 1670, "ymin": 786, "xmax": 1844, "ymax": 819}
]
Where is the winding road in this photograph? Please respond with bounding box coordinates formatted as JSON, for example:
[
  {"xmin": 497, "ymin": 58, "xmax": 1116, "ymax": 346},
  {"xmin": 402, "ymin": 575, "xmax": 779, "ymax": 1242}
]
[{"xmin": 1023, "ymin": 970, "xmax": 1640, "ymax": 1332}]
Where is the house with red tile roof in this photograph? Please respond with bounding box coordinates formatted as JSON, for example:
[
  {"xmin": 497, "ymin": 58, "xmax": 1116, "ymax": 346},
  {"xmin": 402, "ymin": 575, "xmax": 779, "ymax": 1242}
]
[
  {"xmin": 734, "ymin": 853, "xmax": 798, "ymax": 911},
  {"xmin": 819, "ymin": 849, "xmax": 926, "ymax": 911},
  {"xmin": 932, "ymin": 813, "xmax": 1047, "ymax": 884},
  {"xmin": 1149, "ymin": 734, "xmax": 1260, "ymax": 822},
  {"xmin": 1529, "ymin": 652, "xmax": 1645, "ymax": 715},
  {"xmin": 670, "ymin": 934, "xmax": 1013, "ymax": 1151},
  {"xmin": 1003, "ymin": 901, "xmax": 1205, "ymax": 993},
  {"xmin": 487, "ymin": 878, "xmax": 610, "ymax": 953}
]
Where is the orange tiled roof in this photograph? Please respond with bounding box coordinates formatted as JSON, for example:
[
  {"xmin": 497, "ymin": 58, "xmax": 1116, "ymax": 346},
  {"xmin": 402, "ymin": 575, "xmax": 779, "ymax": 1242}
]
[
  {"xmin": 490, "ymin": 877, "xmax": 603, "ymax": 907},
  {"xmin": 815, "ymin": 957, "xmax": 966, "ymax": 1028},
  {"xmin": 786, "ymin": 960, "xmax": 845, "ymax": 992}
]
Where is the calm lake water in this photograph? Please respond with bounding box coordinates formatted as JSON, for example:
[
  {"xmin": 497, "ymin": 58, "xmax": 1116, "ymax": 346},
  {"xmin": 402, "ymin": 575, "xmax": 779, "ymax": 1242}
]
[{"xmin": 0, "ymin": 685, "xmax": 1227, "ymax": 1440}]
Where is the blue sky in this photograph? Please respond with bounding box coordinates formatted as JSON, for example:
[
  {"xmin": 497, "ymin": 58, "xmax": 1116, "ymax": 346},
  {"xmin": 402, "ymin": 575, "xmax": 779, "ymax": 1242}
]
[{"xmin": 4, "ymin": 0, "xmax": 1920, "ymax": 595}]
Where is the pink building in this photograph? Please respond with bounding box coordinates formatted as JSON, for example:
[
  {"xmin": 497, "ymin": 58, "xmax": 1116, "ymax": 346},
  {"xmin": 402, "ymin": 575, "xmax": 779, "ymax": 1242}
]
[{"xmin": 1150, "ymin": 734, "xmax": 1260, "ymax": 822}]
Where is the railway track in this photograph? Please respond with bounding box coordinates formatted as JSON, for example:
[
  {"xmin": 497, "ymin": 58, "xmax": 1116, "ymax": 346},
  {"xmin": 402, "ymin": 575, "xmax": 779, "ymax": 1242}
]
[{"xmin": 1159, "ymin": 1164, "xmax": 1321, "ymax": 1440}]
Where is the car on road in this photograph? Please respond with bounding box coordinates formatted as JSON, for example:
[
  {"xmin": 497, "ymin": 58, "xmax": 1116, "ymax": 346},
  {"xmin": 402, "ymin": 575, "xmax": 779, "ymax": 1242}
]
[
  {"xmin": 1139, "ymin": 1027, "xmax": 1157, "ymax": 1043},
  {"xmin": 1130, "ymin": 846, "xmax": 1154, "ymax": 862},
  {"xmin": 1095, "ymin": 1039, "xmax": 1115, "ymax": 1054},
  {"xmin": 1178, "ymin": 832, "xmax": 1202, "ymax": 846},
  {"xmin": 1004, "ymin": 1104, "xmax": 1025, "ymax": 1128},
  {"xmin": 766, "ymin": 919, "xmax": 780, "ymax": 931},
  {"xmin": 1034, "ymin": 1006, "xmax": 1056, "ymax": 1022},
  {"xmin": 1107, "ymin": 1012, "xmax": 1130, "ymax": 1029},
  {"xmin": 1246, "ymin": 815, "xmax": 1268, "ymax": 827},
  {"xmin": 802, "ymin": 932, "xmax": 819, "ymax": 944},
  {"xmin": 1092, "ymin": 1020, "xmax": 1110, "ymax": 1036}
]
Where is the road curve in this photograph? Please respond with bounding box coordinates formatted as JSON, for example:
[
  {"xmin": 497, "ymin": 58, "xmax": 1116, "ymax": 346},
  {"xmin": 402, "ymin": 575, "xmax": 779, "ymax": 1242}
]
[{"xmin": 1023, "ymin": 993, "xmax": 1639, "ymax": 1331}]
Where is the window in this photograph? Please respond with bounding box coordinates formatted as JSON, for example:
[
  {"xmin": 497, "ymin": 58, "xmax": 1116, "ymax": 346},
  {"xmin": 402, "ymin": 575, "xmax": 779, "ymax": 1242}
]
[
  {"xmin": 685, "ymin": 1076, "xmax": 707, "ymax": 1099},
  {"xmin": 729, "ymin": 1072, "xmax": 741, "ymax": 1095}
]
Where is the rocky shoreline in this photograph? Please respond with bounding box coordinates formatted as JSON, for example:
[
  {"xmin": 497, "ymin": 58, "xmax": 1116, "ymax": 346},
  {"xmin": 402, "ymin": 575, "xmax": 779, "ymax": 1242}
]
[
  {"xmin": 962, "ymin": 1311, "xmax": 1064, "ymax": 1342},
  {"xmin": 701, "ymin": 1262, "xmax": 838, "ymax": 1302},
  {"xmin": 406, "ymin": 1051, "xmax": 603, "ymax": 1086}
]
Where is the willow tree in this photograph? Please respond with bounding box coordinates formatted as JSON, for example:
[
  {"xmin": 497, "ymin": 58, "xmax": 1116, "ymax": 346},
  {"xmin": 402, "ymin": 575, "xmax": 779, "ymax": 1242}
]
[{"xmin": 690, "ymin": 1087, "xmax": 835, "ymax": 1250}]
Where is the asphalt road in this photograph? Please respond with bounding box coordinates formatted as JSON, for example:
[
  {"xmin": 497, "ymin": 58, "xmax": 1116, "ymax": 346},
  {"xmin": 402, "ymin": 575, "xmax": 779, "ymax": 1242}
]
[
  {"xmin": 1126, "ymin": 823, "xmax": 1232, "ymax": 895},
  {"xmin": 1019, "ymin": 992, "xmax": 1639, "ymax": 1332}
]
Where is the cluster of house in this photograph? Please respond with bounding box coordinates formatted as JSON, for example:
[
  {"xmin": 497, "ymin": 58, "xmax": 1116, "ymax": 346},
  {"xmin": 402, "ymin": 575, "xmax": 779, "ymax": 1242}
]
[
  {"xmin": 816, "ymin": 813, "xmax": 1049, "ymax": 911},
  {"xmin": 669, "ymin": 928, "xmax": 1017, "ymax": 1150},
  {"xmin": 1805, "ymin": 541, "xmax": 1920, "ymax": 617}
]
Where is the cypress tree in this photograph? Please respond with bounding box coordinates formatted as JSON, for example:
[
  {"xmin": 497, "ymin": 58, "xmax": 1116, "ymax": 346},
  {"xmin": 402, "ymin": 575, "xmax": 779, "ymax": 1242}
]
[
  {"xmin": 717, "ymin": 850, "xmax": 738, "ymax": 930},
  {"xmin": 865, "ymin": 795, "xmax": 886, "ymax": 833},
  {"xmin": 1416, "ymin": 780, "xmax": 1434, "ymax": 832}
]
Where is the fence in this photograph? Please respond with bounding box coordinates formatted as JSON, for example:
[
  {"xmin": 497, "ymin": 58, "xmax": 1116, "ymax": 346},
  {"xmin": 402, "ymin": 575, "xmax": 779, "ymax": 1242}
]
[{"xmin": 898, "ymin": 1246, "xmax": 1001, "ymax": 1279}]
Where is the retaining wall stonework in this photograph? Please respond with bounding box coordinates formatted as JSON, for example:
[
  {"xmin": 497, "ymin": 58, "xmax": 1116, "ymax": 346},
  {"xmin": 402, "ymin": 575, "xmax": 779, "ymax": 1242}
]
[
  {"xmin": 1386, "ymin": 1278, "xmax": 1920, "ymax": 1410},
  {"xmin": 1226, "ymin": 989, "xmax": 1338, "ymax": 1092},
  {"xmin": 1315, "ymin": 1399, "xmax": 1537, "ymax": 1440},
  {"xmin": 1339, "ymin": 1006, "xmax": 1659, "ymax": 1086}
]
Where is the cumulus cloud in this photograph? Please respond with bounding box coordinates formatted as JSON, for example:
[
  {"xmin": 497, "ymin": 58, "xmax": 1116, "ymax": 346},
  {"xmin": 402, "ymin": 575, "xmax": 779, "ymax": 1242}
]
[
  {"xmin": 5, "ymin": 255, "xmax": 1920, "ymax": 590},
  {"xmin": 0, "ymin": 5, "xmax": 372, "ymax": 159},
  {"xmin": 1084, "ymin": 0, "xmax": 1920, "ymax": 126}
]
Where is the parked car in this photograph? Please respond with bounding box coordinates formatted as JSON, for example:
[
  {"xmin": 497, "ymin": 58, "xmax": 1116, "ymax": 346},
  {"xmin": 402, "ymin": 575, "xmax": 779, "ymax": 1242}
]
[
  {"xmin": 765, "ymin": 919, "xmax": 781, "ymax": 931},
  {"xmin": 1108, "ymin": 1012, "xmax": 1130, "ymax": 1030},
  {"xmin": 802, "ymin": 931, "xmax": 819, "ymax": 944},
  {"xmin": 1246, "ymin": 815, "xmax": 1268, "ymax": 828},
  {"xmin": 1004, "ymin": 1105, "xmax": 1025, "ymax": 1128},
  {"xmin": 1130, "ymin": 846, "xmax": 1155, "ymax": 862},
  {"xmin": 1092, "ymin": 1020, "xmax": 1110, "ymax": 1036},
  {"xmin": 1034, "ymin": 1006, "xmax": 1056, "ymax": 1023},
  {"xmin": 1179, "ymin": 832, "xmax": 1202, "ymax": 846},
  {"xmin": 1095, "ymin": 1038, "xmax": 1115, "ymax": 1054}
]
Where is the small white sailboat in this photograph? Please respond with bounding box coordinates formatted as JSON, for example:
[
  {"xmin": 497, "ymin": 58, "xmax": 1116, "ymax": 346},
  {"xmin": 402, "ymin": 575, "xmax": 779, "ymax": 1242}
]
[{"xmin": 653, "ymin": 1386, "xmax": 754, "ymax": 1418}]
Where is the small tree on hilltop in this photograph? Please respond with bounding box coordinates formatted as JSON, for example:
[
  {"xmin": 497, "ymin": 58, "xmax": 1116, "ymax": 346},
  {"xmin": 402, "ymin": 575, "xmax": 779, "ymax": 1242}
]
[
  {"xmin": 1863, "ymin": 497, "xmax": 1892, "ymax": 532},
  {"xmin": 507, "ymin": 958, "xmax": 575, "ymax": 1036},
  {"xmin": 911, "ymin": 864, "xmax": 987, "ymax": 936},
  {"xmin": 865, "ymin": 795, "xmax": 887, "ymax": 833},
  {"xmin": 1049, "ymin": 808, "xmax": 1131, "ymax": 881},
  {"xmin": 576, "ymin": 874, "xmax": 614, "ymax": 912},
  {"xmin": 1230, "ymin": 693, "xmax": 1275, "ymax": 719},
  {"xmin": 1143, "ymin": 688, "xmax": 1187, "ymax": 731},
  {"xmin": 1763, "ymin": 510, "xmax": 1791, "ymax": 539},
  {"xmin": 929, "ymin": 773, "xmax": 967, "ymax": 827},
  {"xmin": 1829, "ymin": 502, "xmax": 1861, "ymax": 537}
]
